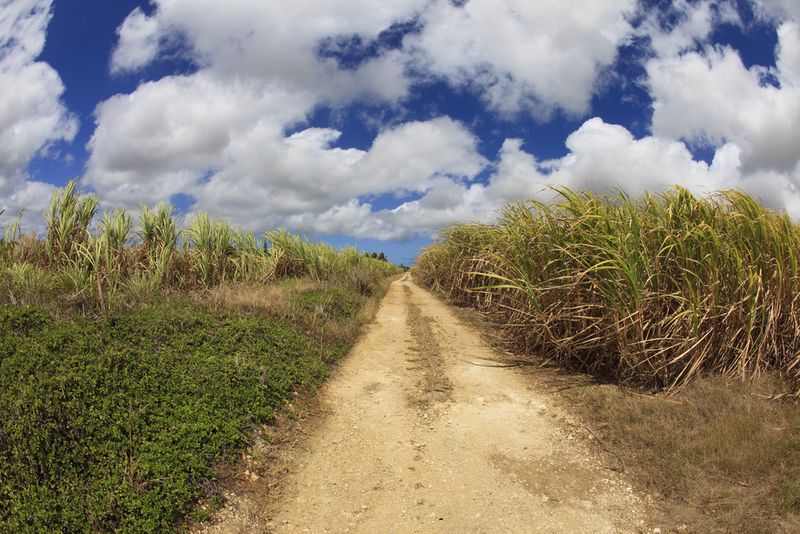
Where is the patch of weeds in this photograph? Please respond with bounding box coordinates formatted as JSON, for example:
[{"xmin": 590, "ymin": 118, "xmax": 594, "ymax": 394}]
[
  {"xmin": 293, "ymin": 285, "xmax": 359, "ymax": 320},
  {"xmin": 566, "ymin": 376, "xmax": 800, "ymax": 532}
]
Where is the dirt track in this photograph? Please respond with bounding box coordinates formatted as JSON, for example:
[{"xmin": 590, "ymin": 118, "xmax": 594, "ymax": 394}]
[{"xmin": 204, "ymin": 275, "xmax": 648, "ymax": 533}]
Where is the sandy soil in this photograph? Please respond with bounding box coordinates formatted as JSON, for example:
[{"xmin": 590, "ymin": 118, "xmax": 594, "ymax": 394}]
[{"xmin": 200, "ymin": 275, "xmax": 649, "ymax": 533}]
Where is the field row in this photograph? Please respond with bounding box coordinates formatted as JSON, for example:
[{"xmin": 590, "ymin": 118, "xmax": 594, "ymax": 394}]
[
  {"xmin": 2, "ymin": 180, "xmax": 400, "ymax": 314},
  {"xmin": 415, "ymin": 187, "xmax": 800, "ymax": 390}
]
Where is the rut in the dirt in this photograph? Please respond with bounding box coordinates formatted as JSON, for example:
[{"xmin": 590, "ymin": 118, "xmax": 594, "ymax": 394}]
[
  {"xmin": 201, "ymin": 275, "xmax": 648, "ymax": 533},
  {"xmin": 404, "ymin": 285, "xmax": 452, "ymax": 410}
]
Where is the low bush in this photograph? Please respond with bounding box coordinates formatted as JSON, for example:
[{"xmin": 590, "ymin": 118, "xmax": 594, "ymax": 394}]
[{"xmin": 0, "ymin": 301, "xmax": 327, "ymax": 531}]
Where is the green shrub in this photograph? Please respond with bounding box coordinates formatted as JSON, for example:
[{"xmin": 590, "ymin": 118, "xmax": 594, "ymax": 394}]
[{"xmin": 0, "ymin": 302, "xmax": 327, "ymax": 531}]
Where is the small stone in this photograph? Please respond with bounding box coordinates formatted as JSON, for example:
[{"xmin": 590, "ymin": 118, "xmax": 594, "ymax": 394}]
[{"xmin": 652, "ymin": 529, "xmax": 662, "ymax": 534}]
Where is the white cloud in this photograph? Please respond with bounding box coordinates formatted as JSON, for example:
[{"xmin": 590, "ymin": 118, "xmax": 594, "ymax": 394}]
[
  {"xmin": 3, "ymin": 179, "xmax": 56, "ymax": 216},
  {"xmin": 110, "ymin": 7, "xmax": 161, "ymax": 74},
  {"xmin": 0, "ymin": 0, "xmax": 76, "ymax": 223},
  {"xmin": 1, "ymin": 0, "xmax": 48, "ymax": 67},
  {"xmin": 779, "ymin": 21, "xmax": 800, "ymax": 84},
  {"xmin": 86, "ymin": 72, "xmax": 315, "ymax": 206},
  {"xmin": 112, "ymin": 0, "xmax": 639, "ymax": 117},
  {"xmin": 89, "ymin": 0, "xmax": 643, "ymax": 239},
  {"xmin": 94, "ymin": 0, "xmax": 448, "ymax": 222},
  {"xmin": 111, "ymin": 0, "xmax": 429, "ymax": 105},
  {"xmin": 87, "ymin": 0, "xmax": 800, "ymax": 243},
  {"xmin": 647, "ymin": 21, "xmax": 800, "ymax": 174},
  {"xmin": 318, "ymin": 117, "xmax": 800, "ymax": 240},
  {"xmin": 405, "ymin": 0, "xmax": 636, "ymax": 117},
  {"xmin": 356, "ymin": 117, "xmax": 487, "ymax": 194},
  {"xmin": 88, "ymin": 63, "xmax": 486, "ymax": 231},
  {"xmin": 189, "ymin": 117, "xmax": 486, "ymax": 231},
  {"xmin": 554, "ymin": 117, "xmax": 730, "ymax": 196},
  {"xmin": 755, "ymin": 0, "xmax": 800, "ymax": 23},
  {"xmin": 639, "ymin": 1, "xmax": 738, "ymax": 58},
  {"xmin": 97, "ymin": 0, "xmax": 515, "ymax": 234}
]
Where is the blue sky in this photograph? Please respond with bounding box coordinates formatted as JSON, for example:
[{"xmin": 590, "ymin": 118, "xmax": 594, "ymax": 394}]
[{"xmin": 2, "ymin": 0, "xmax": 800, "ymax": 265}]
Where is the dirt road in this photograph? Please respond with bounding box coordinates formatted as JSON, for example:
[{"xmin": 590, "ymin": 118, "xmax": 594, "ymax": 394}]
[{"xmin": 205, "ymin": 275, "xmax": 648, "ymax": 533}]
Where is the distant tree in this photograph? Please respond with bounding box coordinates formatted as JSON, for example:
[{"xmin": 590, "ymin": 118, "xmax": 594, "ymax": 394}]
[
  {"xmin": 377, "ymin": 252, "xmax": 386, "ymax": 262},
  {"xmin": 370, "ymin": 252, "xmax": 378, "ymax": 259}
]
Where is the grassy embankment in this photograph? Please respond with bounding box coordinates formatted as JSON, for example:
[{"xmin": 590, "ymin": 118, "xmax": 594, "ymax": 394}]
[
  {"xmin": 414, "ymin": 187, "xmax": 800, "ymax": 531},
  {"xmin": 0, "ymin": 181, "xmax": 400, "ymax": 531}
]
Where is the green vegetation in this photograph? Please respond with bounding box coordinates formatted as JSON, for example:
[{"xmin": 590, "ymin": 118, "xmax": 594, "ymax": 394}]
[
  {"xmin": 0, "ymin": 180, "xmax": 400, "ymax": 530},
  {"xmin": 415, "ymin": 187, "xmax": 800, "ymax": 391},
  {"xmin": 0, "ymin": 301, "xmax": 328, "ymax": 531},
  {"xmin": 0, "ymin": 179, "xmax": 400, "ymax": 313}
]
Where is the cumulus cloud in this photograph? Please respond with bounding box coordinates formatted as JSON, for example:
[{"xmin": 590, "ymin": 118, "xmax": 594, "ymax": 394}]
[
  {"xmin": 111, "ymin": 0, "xmax": 639, "ymax": 116},
  {"xmin": 110, "ymin": 0, "xmax": 427, "ymax": 104},
  {"xmin": 315, "ymin": 115, "xmax": 800, "ymax": 241},
  {"xmin": 405, "ymin": 0, "xmax": 636, "ymax": 117},
  {"xmin": 85, "ymin": 0, "xmax": 800, "ymax": 243},
  {"xmin": 110, "ymin": 7, "xmax": 161, "ymax": 73},
  {"xmin": 755, "ymin": 0, "xmax": 800, "ymax": 23},
  {"xmin": 91, "ymin": 0, "xmax": 645, "ymax": 237},
  {"xmin": 88, "ymin": 64, "xmax": 486, "ymax": 232},
  {"xmin": 190, "ymin": 117, "xmax": 486, "ymax": 230},
  {"xmin": 86, "ymin": 72, "xmax": 316, "ymax": 206},
  {"xmin": 93, "ymin": 0, "xmax": 441, "ymax": 221},
  {"xmin": 554, "ymin": 118, "xmax": 731, "ymax": 195},
  {"xmin": 647, "ymin": 21, "xmax": 800, "ymax": 174},
  {"xmin": 0, "ymin": 0, "xmax": 76, "ymax": 219},
  {"xmin": 639, "ymin": 0, "xmax": 740, "ymax": 58}
]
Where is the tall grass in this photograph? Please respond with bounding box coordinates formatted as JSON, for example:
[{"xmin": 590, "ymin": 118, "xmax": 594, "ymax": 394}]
[
  {"xmin": 184, "ymin": 212, "xmax": 234, "ymax": 287},
  {"xmin": 43, "ymin": 180, "xmax": 98, "ymax": 264},
  {"xmin": 138, "ymin": 202, "xmax": 179, "ymax": 284},
  {"xmin": 414, "ymin": 187, "xmax": 800, "ymax": 391},
  {"xmin": 267, "ymin": 228, "xmax": 398, "ymax": 294},
  {"xmin": 4, "ymin": 209, "xmax": 23, "ymax": 244},
  {"xmin": 0, "ymin": 180, "xmax": 401, "ymax": 312}
]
